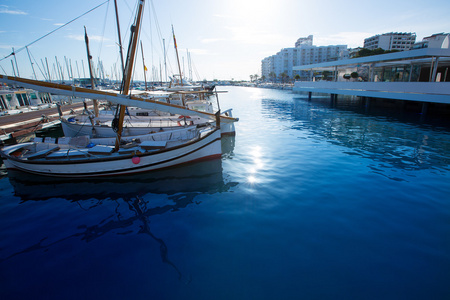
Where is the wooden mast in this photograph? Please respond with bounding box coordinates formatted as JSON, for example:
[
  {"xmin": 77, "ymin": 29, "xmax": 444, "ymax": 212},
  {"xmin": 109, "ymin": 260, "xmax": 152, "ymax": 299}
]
[
  {"xmin": 114, "ymin": 0, "xmax": 146, "ymax": 151},
  {"xmin": 84, "ymin": 27, "xmax": 100, "ymax": 117},
  {"xmin": 172, "ymin": 25, "xmax": 183, "ymax": 87},
  {"xmin": 113, "ymin": 0, "xmax": 125, "ymax": 76},
  {"xmin": 141, "ymin": 41, "xmax": 148, "ymax": 90}
]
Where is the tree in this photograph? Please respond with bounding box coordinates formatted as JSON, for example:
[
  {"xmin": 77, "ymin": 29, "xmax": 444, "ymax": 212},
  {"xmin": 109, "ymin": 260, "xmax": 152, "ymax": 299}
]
[
  {"xmin": 280, "ymin": 72, "xmax": 288, "ymax": 83},
  {"xmin": 269, "ymin": 72, "xmax": 276, "ymax": 82},
  {"xmin": 294, "ymin": 74, "xmax": 300, "ymax": 81},
  {"xmin": 249, "ymin": 75, "xmax": 254, "ymax": 82},
  {"xmin": 253, "ymin": 74, "xmax": 259, "ymax": 82},
  {"xmin": 353, "ymin": 47, "xmax": 400, "ymax": 58},
  {"xmin": 322, "ymin": 70, "xmax": 331, "ymax": 81},
  {"xmin": 351, "ymin": 72, "xmax": 359, "ymax": 79}
]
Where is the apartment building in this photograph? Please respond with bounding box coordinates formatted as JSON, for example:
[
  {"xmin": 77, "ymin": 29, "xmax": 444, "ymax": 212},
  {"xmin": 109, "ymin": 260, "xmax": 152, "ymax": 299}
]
[
  {"xmin": 261, "ymin": 35, "xmax": 348, "ymax": 81},
  {"xmin": 412, "ymin": 32, "xmax": 450, "ymax": 49},
  {"xmin": 363, "ymin": 32, "xmax": 416, "ymax": 51}
]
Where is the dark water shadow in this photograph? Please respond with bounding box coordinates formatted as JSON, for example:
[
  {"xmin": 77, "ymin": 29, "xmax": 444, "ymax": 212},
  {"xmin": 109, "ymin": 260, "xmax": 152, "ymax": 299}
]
[
  {"xmin": 3, "ymin": 159, "xmax": 238, "ymax": 283},
  {"xmin": 8, "ymin": 159, "xmax": 234, "ymax": 201}
]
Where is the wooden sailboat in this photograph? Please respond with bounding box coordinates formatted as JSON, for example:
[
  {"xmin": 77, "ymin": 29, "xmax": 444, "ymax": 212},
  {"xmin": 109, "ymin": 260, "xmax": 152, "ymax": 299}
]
[
  {"xmin": 57, "ymin": 24, "xmax": 236, "ymax": 139},
  {"xmin": 0, "ymin": 0, "xmax": 234, "ymax": 178},
  {"xmin": 58, "ymin": 88, "xmax": 236, "ymax": 138}
]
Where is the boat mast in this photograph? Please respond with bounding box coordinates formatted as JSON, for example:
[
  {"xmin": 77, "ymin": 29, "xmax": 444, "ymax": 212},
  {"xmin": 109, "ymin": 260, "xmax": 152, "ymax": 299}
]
[
  {"xmin": 114, "ymin": 0, "xmax": 146, "ymax": 151},
  {"xmin": 25, "ymin": 47, "xmax": 37, "ymax": 80},
  {"xmin": 45, "ymin": 57, "xmax": 51, "ymax": 81},
  {"xmin": 172, "ymin": 25, "xmax": 183, "ymax": 86},
  {"xmin": 163, "ymin": 38, "xmax": 167, "ymax": 83},
  {"xmin": 84, "ymin": 26, "xmax": 100, "ymax": 117},
  {"xmin": 141, "ymin": 41, "xmax": 148, "ymax": 90},
  {"xmin": 114, "ymin": 0, "xmax": 125, "ymax": 77},
  {"xmin": 12, "ymin": 48, "xmax": 20, "ymax": 77}
]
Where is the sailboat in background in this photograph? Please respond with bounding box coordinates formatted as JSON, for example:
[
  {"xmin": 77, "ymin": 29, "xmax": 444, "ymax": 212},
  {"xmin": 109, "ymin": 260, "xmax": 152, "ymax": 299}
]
[
  {"xmin": 0, "ymin": 0, "xmax": 235, "ymax": 178},
  {"xmin": 57, "ymin": 23, "xmax": 236, "ymax": 139}
]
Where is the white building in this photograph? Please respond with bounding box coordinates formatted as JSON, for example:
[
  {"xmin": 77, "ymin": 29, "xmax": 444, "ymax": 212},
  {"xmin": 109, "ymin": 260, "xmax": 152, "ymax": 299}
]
[
  {"xmin": 412, "ymin": 33, "xmax": 450, "ymax": 49},
  {"xmin": 295, "ymin": 35, "xmax": 313, "ymax": 47},
  {"xmin": 293, "ymin": 48, "xmax": 450, "ymax": 105},
  {"xmin": 364, "ymin": 32, "xmax": 416, "ymax": 51},
  {"xmin": 261, "ymin": 35, "xmax": 348, "ymax": 81}
]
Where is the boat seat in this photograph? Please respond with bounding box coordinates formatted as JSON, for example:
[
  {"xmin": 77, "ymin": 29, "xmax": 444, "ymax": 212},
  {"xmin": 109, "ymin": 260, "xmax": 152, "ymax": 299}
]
[
  {"xmin": 44, "ymin": 137, "xmax": 56, "ymax": 144},
  {"xmin": 31, "ymin": 137, "xmax": 44, "ymax": 143},
  {"xmin": 140, "ymin": 141, "xmax": 167, "ymax": 150},
  {"xmin": 57, "ymin": 137, "xmax": 71, "ymax": 145},
  {"xmin": 88, "ymin": 145, "xmax": 114, "ymax": 155},
  {"xmin": 46, "ymin": 149, "xmax": 88, "ymax": 159},
  {"xmin": 27, "ymin": 146, "xmax": 60, "ymax": 160},
  {"xmin": 68, "ymin": 136, "xmax": 90, "ymax": 148},
  {"xmin": 118, "ymin": 147, "xmax": 141, "ymax": 155}
]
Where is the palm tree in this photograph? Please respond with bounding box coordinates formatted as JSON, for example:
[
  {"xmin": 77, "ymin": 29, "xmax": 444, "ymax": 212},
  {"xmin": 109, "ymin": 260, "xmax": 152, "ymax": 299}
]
[{"xmin": 269, "ymin": 72, "xmax": 276, "ymax": 82}]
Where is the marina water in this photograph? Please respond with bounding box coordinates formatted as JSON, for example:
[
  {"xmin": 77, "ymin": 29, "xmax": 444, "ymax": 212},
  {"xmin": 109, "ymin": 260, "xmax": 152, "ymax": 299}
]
[{"xmin": 1, "ymin": 86, "xmax": 449, "ymax": 299}]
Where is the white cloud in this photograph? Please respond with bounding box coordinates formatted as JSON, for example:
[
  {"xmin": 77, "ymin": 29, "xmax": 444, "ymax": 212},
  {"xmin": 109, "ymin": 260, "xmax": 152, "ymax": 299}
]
[
  {"xmin": 200, "ymin": 38, "xmax": 225, "ymax": 44},
  {"xmin": 0, "ymin": 6, "xmax": 27, "ymax": 15},
  {"xmin": 187, "ymin": 48, "xmax": 215, "ymax": 56},
  {"xmin": 66, "ymin": 34, "xmax": 109, "ymax": 42},
  {"xmin": 53, "ymin": 23, "xmax": 65, "ymax": 26},
  {"xmin": 314, "ymin": 32, "xmax": 375, "ymax": 48},
  {"xmin": 213, "ymin": 14, "xmax": 233, "ymax": 19},
  {"xmin": 224, "ymin": 26, "xmax": 295, "ymax": 47}
]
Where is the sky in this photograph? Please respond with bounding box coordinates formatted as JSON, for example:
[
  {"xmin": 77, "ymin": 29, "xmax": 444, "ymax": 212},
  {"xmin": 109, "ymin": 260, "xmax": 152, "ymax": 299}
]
[{"xmin": 1, "ymin": 0, "xmax": 450, "ymax": 81}]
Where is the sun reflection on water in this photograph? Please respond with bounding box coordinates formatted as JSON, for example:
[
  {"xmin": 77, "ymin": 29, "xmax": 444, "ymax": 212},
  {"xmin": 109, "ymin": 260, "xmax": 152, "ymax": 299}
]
[{"xmin": 247, "ymin": 146, "xmax": 264, "ymax": 184}]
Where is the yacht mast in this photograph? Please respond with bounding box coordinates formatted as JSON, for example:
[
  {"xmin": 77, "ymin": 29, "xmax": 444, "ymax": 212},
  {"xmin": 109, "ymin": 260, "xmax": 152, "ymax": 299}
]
[
  {"xmin": 172, "ymin": 25, "xmax": 183, "ymax": 86},
  {"xmin": 84, "ymin": 26, "xmax": 100, "ymax": 117},
  {"xmin": 141, "ymin": 41, "xmax": 148, "ymax": 90},
  {"xmin": 114, "ymin": 0, "xmax": 146, "ymax": 151},
  {"xmin": 114, "ymin": 0, "xmax": 125, "ymax": 76}
]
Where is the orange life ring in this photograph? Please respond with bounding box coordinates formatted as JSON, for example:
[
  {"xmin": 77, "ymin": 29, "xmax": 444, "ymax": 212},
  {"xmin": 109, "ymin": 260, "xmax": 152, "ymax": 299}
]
[{"xmin": 177, "ymin": 115, "xmax": 194, "ymax": 126}]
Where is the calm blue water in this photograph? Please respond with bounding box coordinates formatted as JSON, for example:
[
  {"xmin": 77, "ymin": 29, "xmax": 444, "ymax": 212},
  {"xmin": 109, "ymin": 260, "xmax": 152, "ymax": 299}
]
[{"xmin": 1, "ymin": 86, "xmax": 450, "ymax": 299}]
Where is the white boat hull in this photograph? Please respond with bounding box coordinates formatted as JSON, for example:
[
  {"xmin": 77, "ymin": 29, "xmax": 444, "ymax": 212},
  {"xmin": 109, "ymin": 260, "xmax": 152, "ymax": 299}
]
[
  {"xmin": 60, "ymin": 117, "xmax": 197, "ymax": 138},
  {"xmin": 61, "ymin": 111, "xmax": 235, "ymax": 137},
  {"xmin": 1, "ymin": 129, "xmax": 222, "ymax": 178}
]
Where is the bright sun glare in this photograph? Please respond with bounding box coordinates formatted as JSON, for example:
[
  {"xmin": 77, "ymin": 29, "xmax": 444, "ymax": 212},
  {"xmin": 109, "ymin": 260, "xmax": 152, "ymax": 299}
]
[{"xmin": 247, "ymin": 146, "xmax": 264, "ymax": 183}]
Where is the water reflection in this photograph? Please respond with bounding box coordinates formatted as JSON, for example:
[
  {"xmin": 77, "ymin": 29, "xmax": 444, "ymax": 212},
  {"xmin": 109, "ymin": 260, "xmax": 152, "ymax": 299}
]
[
  {"xmin": 221, "ymin": 135, "xmax": 236, "ymax": 159},
  {"xmin": 247, "ymin": 146, "xmax": 264, "ymax": 183},
  {"xmin": 7, "ymin": 159, "xmax": 232, "ymax": 201},
  {"xmin": 4, "ymin": 159, "xmax": 238, "ymax": 281},
  {"xmin": 261, "ymin": 97, "xmax": 450, "ymax": 173}
]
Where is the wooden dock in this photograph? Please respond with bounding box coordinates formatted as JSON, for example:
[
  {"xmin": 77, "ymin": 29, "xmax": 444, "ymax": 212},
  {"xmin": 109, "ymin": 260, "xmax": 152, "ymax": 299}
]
[{"xmin": 0, "ymin": 101, "xmax": 91, "ymax": 143}]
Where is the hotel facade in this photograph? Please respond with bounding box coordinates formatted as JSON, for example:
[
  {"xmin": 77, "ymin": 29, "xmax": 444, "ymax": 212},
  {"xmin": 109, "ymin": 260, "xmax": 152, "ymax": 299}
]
[
  {"xmin": 363, "ymin": 32, "xmax": 416, "ymax": 51},
  {"xmin": 261, "ymin": 35, "xmax": 348, "ymax": 81}
]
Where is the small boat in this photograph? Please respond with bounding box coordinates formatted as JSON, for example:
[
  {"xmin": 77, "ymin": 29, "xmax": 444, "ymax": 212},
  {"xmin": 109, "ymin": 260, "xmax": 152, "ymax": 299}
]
[
  {"xmin": 59, "ymin": 97, "xmax": 235, "ymax": 138},
  {"xmin": 0, "ymin": 88, "xmax": 54, "ymax": 116},
  {"xmin": 60, "ymin": 111, "xmax": 201, "ymax": 138},
  {"xmin": 0, "ymin": 124, "xmax": 221, "ymax": 177}
]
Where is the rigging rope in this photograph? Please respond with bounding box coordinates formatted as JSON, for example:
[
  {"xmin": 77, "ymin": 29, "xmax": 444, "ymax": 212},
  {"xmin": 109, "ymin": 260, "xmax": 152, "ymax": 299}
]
[{"xmin": 0, "ymin": 0, "xmax": 110, "ymax": 63}]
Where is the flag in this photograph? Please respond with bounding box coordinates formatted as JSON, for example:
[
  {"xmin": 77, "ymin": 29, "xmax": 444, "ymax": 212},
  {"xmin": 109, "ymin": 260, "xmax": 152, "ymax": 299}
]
[{"xmin": 144, "ymin": 65, "xmax": 148, "ymax": 72}]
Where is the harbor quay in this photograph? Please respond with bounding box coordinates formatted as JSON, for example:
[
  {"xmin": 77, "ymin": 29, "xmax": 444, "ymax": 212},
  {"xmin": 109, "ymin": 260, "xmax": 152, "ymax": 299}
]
[{"xmin": 292, "ymin": 48, "xmax": 450, "ymax": 116}]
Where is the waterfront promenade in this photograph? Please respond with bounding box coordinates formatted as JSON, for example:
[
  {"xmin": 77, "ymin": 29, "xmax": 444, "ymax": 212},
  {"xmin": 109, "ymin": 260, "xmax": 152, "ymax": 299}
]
[{"xmin": 293, "ymin": 48, "xmax": 450, "ymax": 105}]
